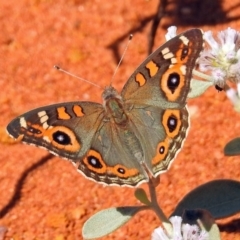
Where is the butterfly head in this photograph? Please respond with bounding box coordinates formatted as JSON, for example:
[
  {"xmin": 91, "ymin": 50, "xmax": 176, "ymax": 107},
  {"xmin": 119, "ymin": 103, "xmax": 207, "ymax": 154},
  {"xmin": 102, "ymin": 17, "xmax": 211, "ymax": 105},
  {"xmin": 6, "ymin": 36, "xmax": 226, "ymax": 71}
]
[{"xmin": 102, "ymin": 85, "xmax": 122, "ymax": 102}]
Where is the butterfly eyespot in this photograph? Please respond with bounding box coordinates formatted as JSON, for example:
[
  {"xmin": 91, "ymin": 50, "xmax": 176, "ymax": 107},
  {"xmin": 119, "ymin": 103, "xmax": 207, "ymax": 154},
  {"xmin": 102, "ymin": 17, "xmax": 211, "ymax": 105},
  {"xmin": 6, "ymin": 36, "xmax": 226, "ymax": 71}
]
[
  {"xmin": 152, "ymin": 140, "xmax": 169, "ymax": 165},
  {"xmin": 167, "ymin": 115, "xmax": 178, "ymax": 132},
  {"xmin": 181, "ymin": 47, "xmax": 189, "ymax": 60},
  {"xmin": 159, "ymin": 146, "xmax": 165, "ymax": 154},
  {"xmin": 27, "ymin": 126, "xmax": 42, "ymax": 134},
  {"xmin": 53, "ymin": 131, "xmax": 71, "ymax": 145},
  {"xmin": 167, "ymin": 73, "xmax": 180, "ymax": 93},
  {"xmin": 117, "ymin": 167, "xmax": 125, "ymax": 174},
  {"xmin": 162, "ymin": 109, "xmax": 182, "ymax": 138},
  {"xmin": 87, "ymin": 155, "xmax": 103, "ymax": 169}
]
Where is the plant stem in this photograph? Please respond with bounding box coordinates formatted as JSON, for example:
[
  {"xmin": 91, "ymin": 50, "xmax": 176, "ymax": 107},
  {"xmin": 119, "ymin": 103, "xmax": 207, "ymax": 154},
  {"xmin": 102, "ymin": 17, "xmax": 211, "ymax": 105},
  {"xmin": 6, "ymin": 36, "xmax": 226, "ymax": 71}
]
[
  {"xmin": 148, "ymin": 177, "xmax": 173, "ymax": 234},
  {"xmin": 193, "ymin": 69, "xmax": 214, "ymax": 81},
  {"xmin": 148, "ymin": 177, "xmax": 169, "ymax": 224}
]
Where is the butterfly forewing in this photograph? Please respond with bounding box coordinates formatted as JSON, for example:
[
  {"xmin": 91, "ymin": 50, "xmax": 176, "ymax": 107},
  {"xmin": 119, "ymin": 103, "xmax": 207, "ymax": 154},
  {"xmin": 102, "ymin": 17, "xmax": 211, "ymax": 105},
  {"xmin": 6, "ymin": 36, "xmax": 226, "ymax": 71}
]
[
  {"xmin": 121, "ymin": 28, "xmax": 204, "ymax": 106},
  {"xmin": 7, "ymin": 102, "xmax": 105, "ymax": 160}
]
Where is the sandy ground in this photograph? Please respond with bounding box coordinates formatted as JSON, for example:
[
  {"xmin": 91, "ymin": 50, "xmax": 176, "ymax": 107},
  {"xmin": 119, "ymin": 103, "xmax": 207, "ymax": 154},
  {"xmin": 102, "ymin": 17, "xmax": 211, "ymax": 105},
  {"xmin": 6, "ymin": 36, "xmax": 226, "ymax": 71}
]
[{"xmin": 1, "ymin": 0, "xmax": 240, "ymax": 239}]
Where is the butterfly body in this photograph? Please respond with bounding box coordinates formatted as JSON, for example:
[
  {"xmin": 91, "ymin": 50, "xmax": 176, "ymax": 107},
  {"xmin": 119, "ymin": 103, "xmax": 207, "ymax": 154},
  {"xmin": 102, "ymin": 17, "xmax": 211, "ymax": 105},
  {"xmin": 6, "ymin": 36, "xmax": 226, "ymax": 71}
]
[{"xmin": 7, "ymin": 29, "xmax": 204, "ymax": 186}]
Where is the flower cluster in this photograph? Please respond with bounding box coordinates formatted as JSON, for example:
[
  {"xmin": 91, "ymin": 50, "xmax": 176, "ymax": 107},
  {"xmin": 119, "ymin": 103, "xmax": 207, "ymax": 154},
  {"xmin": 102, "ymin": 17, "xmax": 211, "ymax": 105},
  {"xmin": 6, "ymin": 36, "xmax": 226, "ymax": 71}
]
[{"xmin": 199, "ymin": 28, "xmax": 240, "ymax": 89}]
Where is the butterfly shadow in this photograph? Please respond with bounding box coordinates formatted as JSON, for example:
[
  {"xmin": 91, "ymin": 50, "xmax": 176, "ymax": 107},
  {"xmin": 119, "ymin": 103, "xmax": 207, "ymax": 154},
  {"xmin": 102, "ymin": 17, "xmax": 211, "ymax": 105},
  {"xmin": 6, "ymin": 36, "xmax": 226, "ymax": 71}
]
[
  {"xmin": 106, "ymin": 14, "xmax": 155, "ymax": 65},
  {"xmin": 107, "ymin": 0, "xmax": 240, "ymax": 60},
  {"xmin": 218, "ymin": 218, "xmax": 240, "ymax": 233},
  {"xmin": 0, "ymin": 154, "xmax": 54, "ymax": 218},
  {"xmin": 161, "ymin": 0, "xmax": 240, "ymax": 27}
]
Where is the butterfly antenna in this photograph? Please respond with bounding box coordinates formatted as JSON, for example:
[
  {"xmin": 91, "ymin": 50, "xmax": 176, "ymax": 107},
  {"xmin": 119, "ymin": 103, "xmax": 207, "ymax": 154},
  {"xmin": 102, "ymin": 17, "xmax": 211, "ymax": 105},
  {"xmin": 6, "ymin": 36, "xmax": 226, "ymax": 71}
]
[
  {"xmin": 54, "ymin": 65, "xmax": 103, "ymax": 89},
  {"xmin": 110, "ymin": 34, "xmax": 133, "ymax": 86}
]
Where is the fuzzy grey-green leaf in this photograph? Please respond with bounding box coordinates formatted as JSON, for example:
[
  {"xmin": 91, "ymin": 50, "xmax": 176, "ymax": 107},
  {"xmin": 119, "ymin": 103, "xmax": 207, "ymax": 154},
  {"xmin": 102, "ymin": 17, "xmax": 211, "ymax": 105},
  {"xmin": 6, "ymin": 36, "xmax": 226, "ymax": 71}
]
[
  {"xmin": 224, "ymin": 137, "xmax": 240, "ymax": 156},
  {"xmin": 207, "ymin": 223, "xmax": 221, "ymax": 240},
  {"xmin": 172, "ymin": 179, "xmax": 240, "ymax": 219},
  {"xmin": 134, "ymin": 188, "xmax": 151, "ymax": 206},
  {"xmin": 82, "ymin": 206, "xmax": 146, "ymax": 239},
  {"xmin": 188, "ymin": 79, "xmax": 213, "ymax": 98}
]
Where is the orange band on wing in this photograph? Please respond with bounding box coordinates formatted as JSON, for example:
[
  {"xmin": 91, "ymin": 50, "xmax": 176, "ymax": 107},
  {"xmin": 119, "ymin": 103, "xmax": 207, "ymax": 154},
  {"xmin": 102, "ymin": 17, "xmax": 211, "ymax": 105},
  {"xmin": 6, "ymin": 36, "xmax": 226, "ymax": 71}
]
[
  {"xmin": 152, "ymin": 138, "xmax": 169, "ymax": 165},
  {"xmin": 83, "ymin": 149, "xmax": 140, "ymax": 178},
  {"xmin": 135, "ymin": 73, "xmax": 146, "ymax": 86},
  {"xmin": 108, "ymin": 164, "xmax": 139, "ymax": 178},
  {"xmin": 146, "ymin": 60, "xmax": 158, "ymax": 77},
  {"xmin": 57, "ymin": 107, "xmax": 71, "ymax": 120},
  {"xmin": 83, "ymin": 150, "xmax": 107, "ymax": 174},
  {"xmin": 73, "ymin": 105, "xmax": 84, "ymax": 117},
  {"xmin": 22, "ymin": 122, "xmax": 81, "ymax": 152}
]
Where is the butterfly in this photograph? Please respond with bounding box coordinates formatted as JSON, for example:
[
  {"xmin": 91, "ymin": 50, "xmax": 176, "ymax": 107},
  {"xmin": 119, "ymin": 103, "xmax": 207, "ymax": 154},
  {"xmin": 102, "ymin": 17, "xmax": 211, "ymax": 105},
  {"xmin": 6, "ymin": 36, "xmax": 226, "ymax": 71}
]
[{"xmin": 7, "ymin": 29, "xmax": 204, "ymax": 187}]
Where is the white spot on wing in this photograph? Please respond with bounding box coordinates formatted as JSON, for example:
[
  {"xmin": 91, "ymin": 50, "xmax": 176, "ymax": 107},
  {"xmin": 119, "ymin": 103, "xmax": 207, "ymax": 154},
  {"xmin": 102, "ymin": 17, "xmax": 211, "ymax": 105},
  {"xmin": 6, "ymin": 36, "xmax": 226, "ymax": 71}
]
[
  {"xmin": 179, "ymin": 35, "xmax": 189, "ymax": 45},
  {"xmin": 43, "ymin": 136, "xmax": 51, "ymax": 142},
  {"xmin": 20, "ymin": 117, "xmax": 27, "ymax": 128},
  {"xmin": 40, "ymin": 115, "xmax": 49, "ymax": 123},
  {"xmin": 38, "ymin": 111, "xmax": 46, "ymax": 117},
  {"xmin": 42, "ymin": 122, "xmax": 49, "ymax": 129},
  {"xmin": 180, "ymin": 65, "xmax": 186, "ymax": 75},
  {"xmin": 171, "ymin": 58, "xmax": 177, "ymax": 64},
  {"xmin": 163, "ymin": 52, "xmax": 174, "ymax": 60},
  {"xmin": 161, "ymin": 47, "xmax": 170, "ymax": 55},
  {"xmin": 38, "ymin": 111, "xmax": 50, "ymax": 129}
]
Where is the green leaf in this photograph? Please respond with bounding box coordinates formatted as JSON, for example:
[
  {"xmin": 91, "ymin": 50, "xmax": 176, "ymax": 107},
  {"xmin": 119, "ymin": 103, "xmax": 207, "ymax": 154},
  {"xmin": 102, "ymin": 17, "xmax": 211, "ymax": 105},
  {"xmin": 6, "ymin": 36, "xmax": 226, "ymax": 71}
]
[
  {"xmin": 82, "ymin": 206, "xmax": 147, "ymax": 239},
  {"xmin": 224, "ymin": 137, "xmax": 240, "ymax": 156},
  {"xmin": 188, "ymin": 79, "xmax": 213, "ymax": 98},
  {"xmin": 172, "ymin": 179, "xmax": 240, "ymax": 219},
  {"xmin": 134, "ymin": 188, "xmax": 151, "ymax": 206}
]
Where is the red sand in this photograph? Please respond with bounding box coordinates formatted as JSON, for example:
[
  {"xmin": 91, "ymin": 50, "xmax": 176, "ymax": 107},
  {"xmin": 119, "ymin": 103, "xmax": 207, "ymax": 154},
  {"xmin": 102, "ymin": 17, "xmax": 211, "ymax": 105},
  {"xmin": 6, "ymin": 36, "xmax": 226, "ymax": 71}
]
[{"xmin": 1, "ymin": 0, "xmax": 240, "ymax": 239}]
